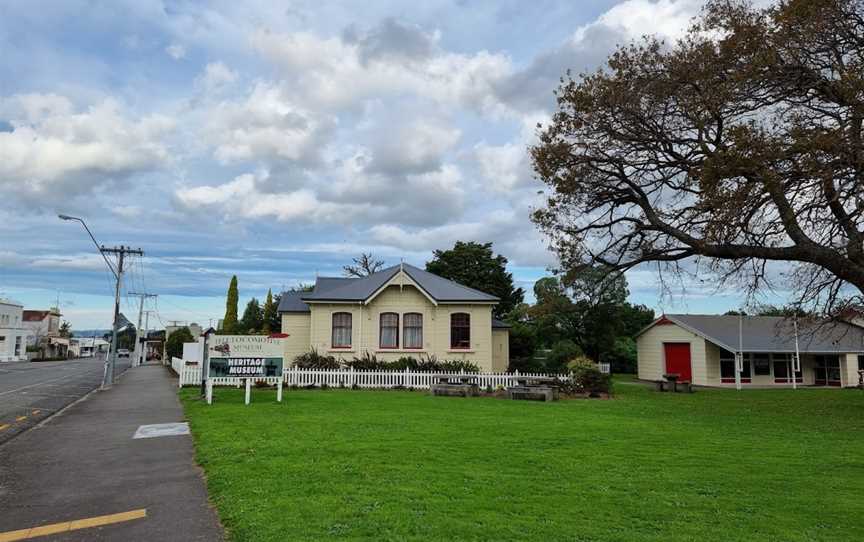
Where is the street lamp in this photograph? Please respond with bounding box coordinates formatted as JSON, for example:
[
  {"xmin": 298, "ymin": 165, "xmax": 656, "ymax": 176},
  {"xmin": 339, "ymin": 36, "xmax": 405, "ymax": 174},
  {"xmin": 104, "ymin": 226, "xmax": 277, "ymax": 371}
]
[
  {"xmin": 58, "ymin": 214, "xmax": 120, "ymax": 389},
  {"xmin": 58, "ymin": 214, "xmax": 117, "ymax": 279}
]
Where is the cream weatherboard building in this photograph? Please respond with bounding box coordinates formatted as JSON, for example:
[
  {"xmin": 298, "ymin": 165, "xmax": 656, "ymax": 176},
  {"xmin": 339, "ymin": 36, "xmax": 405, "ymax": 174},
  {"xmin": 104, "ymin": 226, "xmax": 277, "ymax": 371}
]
[
  {"xmin": 637, "ymin": 314, "xmax": 864, "ymax": 388},
  {"xmin": 277, "ymin": 264, "xmax": 510, "ymax": 372}
]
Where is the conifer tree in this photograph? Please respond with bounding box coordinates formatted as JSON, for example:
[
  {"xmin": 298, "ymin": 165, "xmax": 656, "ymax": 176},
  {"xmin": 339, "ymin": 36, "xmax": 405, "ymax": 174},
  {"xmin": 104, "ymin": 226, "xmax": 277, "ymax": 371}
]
[
  {"xmin": 222, "ymin": 275, "xmax": 239, "ymax": 333},
  {"xmin": 262, "ymin": 289, "xmax": 277, "ymax": 334}
]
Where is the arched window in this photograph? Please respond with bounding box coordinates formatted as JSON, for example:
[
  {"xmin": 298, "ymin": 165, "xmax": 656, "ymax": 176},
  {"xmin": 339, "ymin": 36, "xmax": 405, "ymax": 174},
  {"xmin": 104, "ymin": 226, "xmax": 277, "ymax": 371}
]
[
  {"xmin": 332, "ymin": 312, "xmax": 352, "ymax": 348},
  {"xmin": 379, "ymin": 312, "xmax": 399, "ymax": 349},
  {"xmin": 450, "ymin": 313, "xmax": 470, "ymax": 349},
  {"xmin": 403, "ymin": 313, "xmax": 423, "ymax": 349}
]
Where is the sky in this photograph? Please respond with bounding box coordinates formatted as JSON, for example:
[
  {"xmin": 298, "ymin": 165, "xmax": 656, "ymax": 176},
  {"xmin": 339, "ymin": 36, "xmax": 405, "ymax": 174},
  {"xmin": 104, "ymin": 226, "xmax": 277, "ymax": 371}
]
[{"xmin": 0, "ymin": 0, "xmax": 786, "ymax": 330}]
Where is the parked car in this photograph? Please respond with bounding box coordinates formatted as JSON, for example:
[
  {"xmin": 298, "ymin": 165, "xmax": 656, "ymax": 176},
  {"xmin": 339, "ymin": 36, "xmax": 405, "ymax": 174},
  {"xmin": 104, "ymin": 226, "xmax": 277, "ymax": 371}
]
[{"xmin": 117, "ymin": 349, "xmax": 131, "ymax": 358}]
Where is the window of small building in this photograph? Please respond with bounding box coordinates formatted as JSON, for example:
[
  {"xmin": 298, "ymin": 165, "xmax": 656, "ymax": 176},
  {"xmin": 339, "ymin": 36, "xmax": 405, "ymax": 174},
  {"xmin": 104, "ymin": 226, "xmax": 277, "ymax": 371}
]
[
  {"xmin": 753, "ymin": 353, "xmax": 771, "ymax": 375},
  {"xmin": 331, "ymin": 312, "xmax": 352, "ymax": 348},
  {"xmin": 719, "ymin": 349, "xmax": 751, "ymax": 383},
  {"xmin": 450, "ymin": 313, "xmax": 470, "ymax": 349},
  {"xmin": 403, "ymin": 313, "xmax": 423, "ymax": 349},
  {"xmin": 379, "ymin": 313, "xmax": 399, "ymax": 349}
]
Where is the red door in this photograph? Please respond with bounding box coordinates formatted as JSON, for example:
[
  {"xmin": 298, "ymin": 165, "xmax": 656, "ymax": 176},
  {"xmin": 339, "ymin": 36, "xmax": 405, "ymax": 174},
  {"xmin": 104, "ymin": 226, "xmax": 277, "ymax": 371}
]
[{"xmin": 664, "ymin": 343, "xmax": 692, "ymax": 382}]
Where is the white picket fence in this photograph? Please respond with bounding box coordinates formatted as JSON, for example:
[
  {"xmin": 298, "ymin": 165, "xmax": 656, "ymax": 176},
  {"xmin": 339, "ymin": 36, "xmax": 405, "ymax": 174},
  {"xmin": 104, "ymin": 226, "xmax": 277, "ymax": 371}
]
[
  {"xmin": 169, "ymin": 359, "xmax": 565, "ymax": 390},
  {"xmin": 283, "ymin": 367, "xmax": 555, "ymax": 389}
]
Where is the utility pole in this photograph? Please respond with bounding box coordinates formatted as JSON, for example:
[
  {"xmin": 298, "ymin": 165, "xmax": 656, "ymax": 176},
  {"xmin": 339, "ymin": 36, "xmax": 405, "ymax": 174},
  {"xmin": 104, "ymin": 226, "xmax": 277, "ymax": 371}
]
[
  {"xmin": 129, "ymin": 292, "xmax": 157, "ymax": 367},
  {"xmin": 101, "ymin": 246, "xmax": 144, "ymax": 388}
]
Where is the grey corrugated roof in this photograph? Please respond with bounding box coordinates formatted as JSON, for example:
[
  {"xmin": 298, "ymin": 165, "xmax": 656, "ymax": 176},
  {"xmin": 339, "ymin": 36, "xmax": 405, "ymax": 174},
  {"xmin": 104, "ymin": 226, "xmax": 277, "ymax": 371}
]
[
  {"xmin": 492, "ymin": 318, "xmax": 511, "ymax": 329},
  {"xmin": 296, "ymin": 263, "xmax": 499, "ymax": 304},
  {"xmin": 659, "ymin": 314, "xmax": 864, "ymax": 353},
  {"xmin": 277, "ymin": 291, "xmax": 310, "ymax": 313}
]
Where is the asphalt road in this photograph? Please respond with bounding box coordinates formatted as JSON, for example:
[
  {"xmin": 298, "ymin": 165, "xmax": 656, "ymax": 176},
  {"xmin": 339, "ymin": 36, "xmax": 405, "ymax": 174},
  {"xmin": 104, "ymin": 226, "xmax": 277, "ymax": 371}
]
[
  {"xmin": 0, "ymin": 355, "xmax": 131, "ymax": 445},
  {"xmin": 0, "ymin": 364, "xmax": 223, "ymax": 541}
]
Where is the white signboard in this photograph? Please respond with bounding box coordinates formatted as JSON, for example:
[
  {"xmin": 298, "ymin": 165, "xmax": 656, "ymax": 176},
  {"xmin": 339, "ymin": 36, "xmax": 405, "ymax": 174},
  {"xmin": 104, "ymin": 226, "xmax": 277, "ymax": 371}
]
[{"xmin": 207, "ymin": 335, "xmax": 285, "ymax": 378}]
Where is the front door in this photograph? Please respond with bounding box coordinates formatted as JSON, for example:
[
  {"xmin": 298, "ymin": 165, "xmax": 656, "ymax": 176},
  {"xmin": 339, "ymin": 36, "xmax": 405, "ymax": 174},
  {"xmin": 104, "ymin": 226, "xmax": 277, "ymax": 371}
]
[{"xmin": 664, "ymin": 343, "xmax": 692, "ymax": 382}]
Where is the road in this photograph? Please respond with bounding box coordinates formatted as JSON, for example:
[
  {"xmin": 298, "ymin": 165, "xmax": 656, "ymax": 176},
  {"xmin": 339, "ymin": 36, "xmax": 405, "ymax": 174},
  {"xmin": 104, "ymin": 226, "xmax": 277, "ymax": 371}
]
[{"xmin": 0, "ymin": 355, "xmax": 131, "ymax": 445}]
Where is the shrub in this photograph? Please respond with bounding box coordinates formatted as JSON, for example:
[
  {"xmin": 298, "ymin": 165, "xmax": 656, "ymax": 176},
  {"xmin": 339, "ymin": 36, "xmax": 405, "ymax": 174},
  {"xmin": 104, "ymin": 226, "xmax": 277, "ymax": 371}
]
[
  {"xmin": 345, "ymin": 351, "xmax": 381, "ymax": 370},
  {"xmin": 547, "ymin": 340, "xmax": 583, "ymax": 372},
  {"xmin": 293, "ymin": 349, "xmax": 340, "ymax": 369},
  {"xmin": 565, "ymin": 356, "xmax": 612, "ymax": 396},
  {"xmin": 437, "ymin": 359, "xmax": 481, "ymax": 373}
]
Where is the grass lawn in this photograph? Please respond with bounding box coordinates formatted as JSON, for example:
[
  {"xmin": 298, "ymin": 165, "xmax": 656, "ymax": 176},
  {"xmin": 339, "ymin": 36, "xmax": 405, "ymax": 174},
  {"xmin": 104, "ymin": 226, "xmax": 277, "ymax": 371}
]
[{"xmin": 181, "ymin": 381, "xmax": 864, "ymax": 541}]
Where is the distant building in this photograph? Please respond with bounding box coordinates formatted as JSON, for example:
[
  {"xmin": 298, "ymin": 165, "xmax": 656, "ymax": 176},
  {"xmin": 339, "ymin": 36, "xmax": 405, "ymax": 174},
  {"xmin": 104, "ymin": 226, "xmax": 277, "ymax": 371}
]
[
  {"xmin": 22, "ymin": 308, "xmax": 61, "ymax": 346},
  {"xmin": 637, "ymin": 314, "xmax": 864, "ymax": 388},
  {"xmin": 70, "ymin": 338, "xmax": 109, "ymax": 358},
  {"xmin": 0, "ymin": 298, "xmax": 29, "ymax": 362}
]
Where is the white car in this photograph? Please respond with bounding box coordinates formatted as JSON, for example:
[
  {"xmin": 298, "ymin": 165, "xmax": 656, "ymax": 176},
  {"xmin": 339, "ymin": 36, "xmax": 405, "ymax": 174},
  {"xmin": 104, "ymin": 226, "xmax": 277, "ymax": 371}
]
[{"xmin": 117, "ymin": 349, "xmax": 131, "ymax": 358}]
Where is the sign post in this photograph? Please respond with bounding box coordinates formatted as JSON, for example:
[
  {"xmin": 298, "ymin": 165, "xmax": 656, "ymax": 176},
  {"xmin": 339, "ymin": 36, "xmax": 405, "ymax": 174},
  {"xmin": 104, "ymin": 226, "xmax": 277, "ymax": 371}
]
[{"xmin": 205, "ymin": 335, "xmax": 285, "ymax": 405}]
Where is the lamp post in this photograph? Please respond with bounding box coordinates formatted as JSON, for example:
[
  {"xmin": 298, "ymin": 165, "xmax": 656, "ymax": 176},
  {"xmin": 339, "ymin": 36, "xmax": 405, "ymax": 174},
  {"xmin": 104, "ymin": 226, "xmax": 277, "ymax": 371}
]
[{"xmin": 58, "ymin": 214, "xmax": 128, "ymax": 389}]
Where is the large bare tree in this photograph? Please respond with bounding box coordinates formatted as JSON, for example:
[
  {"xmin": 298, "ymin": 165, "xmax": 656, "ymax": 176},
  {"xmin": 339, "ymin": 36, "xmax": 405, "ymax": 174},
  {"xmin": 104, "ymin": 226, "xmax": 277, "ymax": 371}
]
[{"xmin": 531, "ymin": 0, "xmax": 864, "ymax": 314}]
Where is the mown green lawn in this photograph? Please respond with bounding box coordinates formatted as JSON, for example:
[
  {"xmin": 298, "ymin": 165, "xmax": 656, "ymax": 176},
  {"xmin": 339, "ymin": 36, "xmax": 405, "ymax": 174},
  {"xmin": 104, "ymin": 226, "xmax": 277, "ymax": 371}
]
[{"xmin": 181, "ymin": 381, "xmax": 864, "ymax": 541}]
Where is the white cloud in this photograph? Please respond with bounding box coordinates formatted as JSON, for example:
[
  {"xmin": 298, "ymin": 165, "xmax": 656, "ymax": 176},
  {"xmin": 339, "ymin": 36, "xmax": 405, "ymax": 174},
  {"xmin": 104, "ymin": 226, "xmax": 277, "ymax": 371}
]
[
  {"xmin": 0, "ymin": 94, "xmax": 174, "ymax": 202},
  {"xmin": 367, "ymin": 119, "xmax": 461, "ymax": 174},
  {"xmin": 165, "ymin": 43, "xmax": 187, "ymax": 60},
  {"xmin": 196, "ymin": 61, "xmax": 238, "ymax": 92},
  {"xmin": 251, "ymin": 28, "xmax": 513, "ymax": 115},
  {"xmin": 474, "ymin": 142, "xmax": 530, "ymax": 192},
  {"xmin": 202, "ymin": 81, "xmax": 334, "ymax": 165}
]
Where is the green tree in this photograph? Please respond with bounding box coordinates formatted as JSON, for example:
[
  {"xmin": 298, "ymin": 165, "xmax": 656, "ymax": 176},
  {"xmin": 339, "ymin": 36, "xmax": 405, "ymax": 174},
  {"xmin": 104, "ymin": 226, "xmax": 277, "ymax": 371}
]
[
  {"xmin": 222, "ymin": 275, "xmax": 239, "ymax": 333},
  {"xmin": 426, "ymin": 241, "xmax": 524, "ymax": 318},
  {"xmin": 240, "ymin": 298, "xmax": 262, "ymax": 333},
  {"xmin": 58, "ymin": 320, "xmax": 73, "ymax": 338},
  {"xmin": 262, "ymin": 289, "xmax": 278, "ymax": 334},
  {"xmin": 165, "ymin": 327, "xmax": 194, "ymax": 360}
]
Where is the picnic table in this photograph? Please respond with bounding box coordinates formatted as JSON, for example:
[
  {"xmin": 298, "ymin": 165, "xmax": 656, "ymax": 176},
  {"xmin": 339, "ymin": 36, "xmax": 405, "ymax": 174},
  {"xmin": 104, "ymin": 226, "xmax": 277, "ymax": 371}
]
[
  {"xmin": 431, "ymin": 375, "xmax": 480, "ymax": 397},
  {"xmin": 655, "ymin": 373, "xmax": 692, "ymax": 393},
  {"xmin": 508, "ymin": 376, "xmax": 560, "ymax": 402}
]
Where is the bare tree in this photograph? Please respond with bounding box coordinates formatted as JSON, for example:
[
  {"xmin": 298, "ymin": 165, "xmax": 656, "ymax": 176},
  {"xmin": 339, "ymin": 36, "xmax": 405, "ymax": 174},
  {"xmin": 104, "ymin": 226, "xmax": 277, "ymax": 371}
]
[
  {"xmin": 531, "ymin": 0, "xmax": 864, "ymax": 315},
  {"xmin": 343, "ymin": 253, "xmax": 386, "ymax": 277}
]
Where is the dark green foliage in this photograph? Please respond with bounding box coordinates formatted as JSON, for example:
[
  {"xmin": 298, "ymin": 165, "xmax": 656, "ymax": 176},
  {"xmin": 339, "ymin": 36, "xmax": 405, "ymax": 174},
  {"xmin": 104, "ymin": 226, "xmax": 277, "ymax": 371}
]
[
  {"xmin": 606, "ymin": 337, "xmax": 638, "ymax": 374},
  {"xmin": 525, "ymin": 269, "xmax": 654, "ymax": 370},
  {"xmin": 344, "ymin": 351, "xmax": 382, "ymax": 370},
  {"xmin": 567, "ymin": 357, "xmax": 612, "ymax": 396},
  {"xmin": 426, "ymin": 241, "xmax": 524, "ymax": 318},
  {"xmin": 222, "ymin": 275, "xmax": 239, "ymax": 333},
  {"xmin": 335, "ymin": 352, "xmax": 480, "ymax": 373},
  {"xmin": 293, "ymin": 349, "xmax": 340, "ymax": 369},
  {"xmin": 166, "ymin": 327, "xmax": 194, "ymax": 360},
  {"xmin": 262, "ymin": 290, "xmax": 278, "ymax": 334},
  {"xmin": 239, "ymin": 298, "xmax": 262, "ymax": 333},
  {"xmin": 546, "ymin": 340, "xmax": 582, "ymax": 372}
]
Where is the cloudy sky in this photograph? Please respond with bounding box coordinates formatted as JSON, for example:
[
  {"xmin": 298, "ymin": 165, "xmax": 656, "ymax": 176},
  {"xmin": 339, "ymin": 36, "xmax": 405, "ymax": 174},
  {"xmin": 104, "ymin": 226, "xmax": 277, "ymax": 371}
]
[{"xmin": 0, "ymin": 0, "xmax": 783, "ymax": 329}]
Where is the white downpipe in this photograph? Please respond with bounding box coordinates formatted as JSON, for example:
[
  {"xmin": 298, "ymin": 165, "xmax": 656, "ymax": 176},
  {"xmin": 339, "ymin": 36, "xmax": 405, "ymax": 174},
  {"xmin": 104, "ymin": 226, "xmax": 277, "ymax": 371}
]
[
  {"xmin": 793, "ymin": 316, "xmax": 800, "ymax": 390},
  {"xmin": 735, "ymin": 313, "xmax": 743, "ymax": 391}
]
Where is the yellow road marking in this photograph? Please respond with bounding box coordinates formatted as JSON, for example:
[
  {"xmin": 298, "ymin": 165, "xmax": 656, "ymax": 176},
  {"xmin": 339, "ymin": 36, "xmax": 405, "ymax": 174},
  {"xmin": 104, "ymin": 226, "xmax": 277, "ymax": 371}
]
[
  {"xmin": 0, "ymin": 424, "xmax": 8, "ymax": 431},
  {"xmin": 15, "ymin": 416, "xmax": 26, "ymax": 422},
  {"xmin": 0, "ymin": 509, "xmax": 147, "ymax": 541}
]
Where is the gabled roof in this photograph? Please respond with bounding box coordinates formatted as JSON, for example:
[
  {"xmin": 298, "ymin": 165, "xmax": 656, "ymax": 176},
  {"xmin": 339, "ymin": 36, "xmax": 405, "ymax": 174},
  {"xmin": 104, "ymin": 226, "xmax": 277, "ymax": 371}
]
[
  {"xmin": 277, "ymin": 291, "xmax": 311, "ymax": 313},
  {"xmin": 284, "ymin": 263, "xmax": 499, "ymax": 307},
  {"xmin": 492, "ymin": 318, "xmax": 511, "ymax": 329},
  {"xmin": 639, "ymin": 314, "xmax": 864, "ymax": 354}
]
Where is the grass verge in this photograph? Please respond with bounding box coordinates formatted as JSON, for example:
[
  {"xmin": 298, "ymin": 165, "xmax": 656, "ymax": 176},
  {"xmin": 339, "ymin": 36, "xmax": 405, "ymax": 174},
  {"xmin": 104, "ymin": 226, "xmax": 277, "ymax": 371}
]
[{"xmin": 181, "ymin": 381, "xmax": 864, "ymax": 541}]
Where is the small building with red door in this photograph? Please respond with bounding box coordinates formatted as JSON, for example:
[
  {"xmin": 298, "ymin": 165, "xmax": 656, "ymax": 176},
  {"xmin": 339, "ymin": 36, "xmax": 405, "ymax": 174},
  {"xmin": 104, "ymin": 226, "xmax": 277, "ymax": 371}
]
[{"xmin": 636, "ymin": 314, "xmax": 864, "ymax": 388}]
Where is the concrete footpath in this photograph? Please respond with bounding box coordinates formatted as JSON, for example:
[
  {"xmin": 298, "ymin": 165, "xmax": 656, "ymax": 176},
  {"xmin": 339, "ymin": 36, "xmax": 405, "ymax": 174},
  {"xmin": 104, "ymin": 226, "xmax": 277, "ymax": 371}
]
[{"xmin": 0, "ymin": 364, "xmax": 224, "ymax": 541}]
